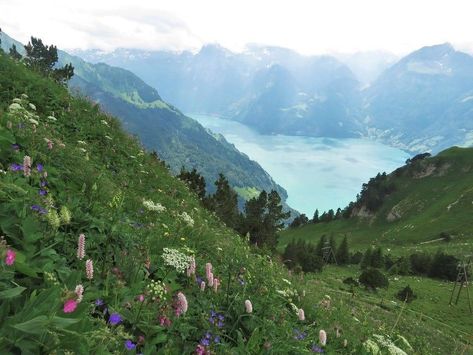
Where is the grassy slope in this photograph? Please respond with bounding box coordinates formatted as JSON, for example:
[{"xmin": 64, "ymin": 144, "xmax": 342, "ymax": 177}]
[
  {"xmin": 0, "ymin": 53, "xmax": 470, "ymax": 354},
  {"xmin": 280, "ymin": 148, "xmax": 473, "ymax": 258}
]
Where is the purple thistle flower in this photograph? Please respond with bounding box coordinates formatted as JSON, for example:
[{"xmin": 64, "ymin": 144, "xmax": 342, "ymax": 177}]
[
  {"xmin": 124, "ymin": 340, "xmax": 136, "ymax": 350},
  {"xmin": 109, "ymin": 313, "xmax": 122, "ymax": 325}
]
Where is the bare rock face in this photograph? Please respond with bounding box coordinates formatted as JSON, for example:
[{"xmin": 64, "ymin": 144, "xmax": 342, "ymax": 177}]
[{"xmin": 387, "ymin": 206, "xmax": 402, "ymax": 221}]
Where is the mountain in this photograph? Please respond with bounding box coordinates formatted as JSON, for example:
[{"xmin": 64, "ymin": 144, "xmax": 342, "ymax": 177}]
[
  {"xmin": 334, "ymin": 50, "xmax": 398, "ymax": 85},
  {"xmin": 73, "ymin": 45, "xmax": 364, "ymax": 138},
  {"xmin": 280, "ymin": 146, "xmax": 473, "ymax": 253},
  {"xmin": 365, "ymin": 43, "xmax": 473, "ymax": 153},
  {"xmin": 0, "ymin": 50, "xmax": 309, "ymax": 353},
  {"xmin": 0, "ymin": 32, "xmax": 289, "ymax": 205}
]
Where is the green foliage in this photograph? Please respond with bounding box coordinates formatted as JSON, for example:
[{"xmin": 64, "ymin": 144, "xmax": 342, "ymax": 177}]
[
  {"xmin": 396, "ymin": 285, "xmax": 417, "ymax": 303},
  {"xmin": 282, "ymin": 240, "xmax": 323, "ymax": 272},
  {"xmin": 177, "ymin": 167, "xmax": 206, "ymax": 200},
  {"xmin": 9, "ymin": 44, "xmax": 22, "ymax": 61},
  {"xmin": 24, "ymin": 36, "xmax": 74, "ymax": 84},
  {"xmin": 289, "ymin": 213, "xmax": 309, "ymax": 228},
  {"xmin": 428, "ymin": 251, "xmax": 459, "ymax": 281},
  {"xmin": 335, "ymin": 236, "xmax": 350, "ymax": 265},
  {"xmin": 358, "ymin": 268, "xmax": 389, "ymax": 290}
]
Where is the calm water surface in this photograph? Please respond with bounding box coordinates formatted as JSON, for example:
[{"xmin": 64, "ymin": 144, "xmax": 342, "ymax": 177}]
[{"xmin": 189, "ymin": 114, "xmax": 410, "ymax": 216}]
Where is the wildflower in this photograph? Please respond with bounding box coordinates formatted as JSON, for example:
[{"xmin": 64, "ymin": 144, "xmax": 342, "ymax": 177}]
[
  {"xmin": 60, "ymin": 206, "xmax": 71, "ymax": 224},
  {"xmin": 176, "ymin": 292, "xmax": 188, "ymax": 316},
  {"xmin": 9, "ymin": 163, "xmax": 23, "ymax": 172},
  {"xmin": 77, "ymin": 234, "xmax": 85, "ymax": 260},
  {"xmin": 294, "ymin": 329, "xmax": 307, "ymax": 340},
  {"xmin": 48, "ymin": 115, "xmax": 57, "ymax": 122},
  {"xmin": 195, "ymin": 344, "xmax": 207, "ymax": 355},
  {"xmin": 245, "ymin": 299, "xmax": 253, "ymax": 313},
  {"xmin": 311, "ymin": 344, "xmax": 324, "ymax": 353},
  {"xmin": 162, "ymin": 248, "xmax": 192, "ymax": 273},
  {"xmin": 200, "ymin": 281, "xmax": 206, "ymax": 291},
  {"xmin": 75, "ymin": 284, "xmax": 84, "ymax": 303},
  {"xmin": 46, "ymin": 210, "xmax": 61, "ymax": 229},
  {"xmin": 23, "ymin": 156, "xmax": 32, "ymax": 177},
  {"xmin": 45, "ymin": 139, "xmax": 53, "ymax": 149},
  {"xmin": 179, "ymin": 212, "xmax": 194, "ymax": 226},
  {"xmin": 187, "ymin": 256, "xmax": 196, "ymax": 277},
  {"xmin": 85, "ymin": 259, "xmax": 94, "ymax": 280},
  {"xmin": 319, "ymin": 330, "xmax": 327, "ymax": 346},
  {"xmin": 298, "ymin": 308, "xmax": 305, "ymax": 321},
  {"xmin": 29, "ymin": 118, "xmax": 39, "ymax": 125},
  {"xmin": 136, "ymin": 294, "xmax": 145, "ymax": 302},
  {"xmin": 31, "ymin": 205, "xmax": 47, "ymax": 214},
  {"xmin": 39, "ymin": 189, "xmax": 48, "ymax": 196},
  {"xmin": 124, "ymin": 340, "xmax": 136, "ymax": 350},
  {"xmin": 36, "ymin": 163, "xmax": 43, "ymax": 172},
  {"xmin": 63, "ymin": 299, "xmax": 78, "ymax": 313},
  {"xmin": 208, "ymin": 273, "xmax": 214, "ymax": 287},
  {"xmin": 29, "ymin": 103, "xmax": 36, "ymax": 111},
  {"xmin": 11, "ymin": 144, "xmax": 20, "ymax": 151},
  {"xmin": 9, "ymin": 103, "xmax": 22, "ymax": 111},
  {"xmin": 109, "ymin": 313, "xmax": 122, "ymax": 325},
  {"xmin": 95, "ymin": 299, "xmax": 104, "ymax": 306},
  {"xmin": 213, "ymin": 278, "xmax": 220, "ymax": 293},
  {"xmin": 5, "ymin": 249, "xmax": 16, "ymax": 266},
  {"xmin": 205, "ymin": 263, "xmax": 213, "ymax": 280},
  {"xmin": 343, "ymin": 339, "xmax": 348, "ymax": 347},
  {"xmin": 159, "ymin": 315, "xmax": 172, "ymax": 327},
  {"xmin": 142, "ymin": 199, "xmax": 166, "ymax": 212}
]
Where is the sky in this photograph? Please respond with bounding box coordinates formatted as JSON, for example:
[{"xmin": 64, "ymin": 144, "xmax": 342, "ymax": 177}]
[{"xmin": 1, "ymin": 0, "xmax": 473, "ymax": 55}]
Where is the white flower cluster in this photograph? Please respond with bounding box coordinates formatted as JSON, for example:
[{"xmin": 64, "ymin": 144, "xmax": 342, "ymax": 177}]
[
  {"xmin": 143, "ymin": 199, "xmax": 166, "ymax": 212},
  {"xmin": 146, "ymin": 279, "xmax": 167, "ymax": 300},
  {"xmin": 162, "ymin": 248, "xmax": 192, "ymax": 274},
  {"xmin": 8, "ymin": 95, "xmax": 40, "ymax": 125},
  {"xmin": 363, "ymin": 334, "xmax": 410, "ymax": 355},
  {"xmin": 179, "ymin": 212, "xmax": 194, "ymax": 226}
]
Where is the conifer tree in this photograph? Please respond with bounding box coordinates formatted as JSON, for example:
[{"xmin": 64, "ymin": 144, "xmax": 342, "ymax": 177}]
[
  {"xmin": 312, "ymin": 209, "xmax": 319, "ymax": 223},
  {"xmin": 177, "ymin": 167, "xmax": 206, "ymax": 200},
  {"xmin": 328, "ymin": 235, "xmax": 337, "ymax": 263},
  {"xmin": 315, "ymin": 235, "xmax": 327, "ymax": 258},
  {"xmin": 9, "ymin": 44, "xmax": 22, "ymax": 60},
  {"xmin": 371, "ymin": 247, "xmax": 384, "ymax": 268},
  {"xmin": 209, "ymin": 173, "xmax": 240, "ymax": 229},
  {"xmin": 336, "ymin": 236, "xmax": 350, "ymax": 264},
  {"xmin": 361, "ymin": 247, "xmax": 372, "ymax": 269}
]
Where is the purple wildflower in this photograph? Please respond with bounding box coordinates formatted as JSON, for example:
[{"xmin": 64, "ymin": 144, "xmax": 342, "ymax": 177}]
[
  {"xmin": 125, "ymin": 340, "xmax": 136, "ymax": 350},
  {"xmin": 40, "ymin": 180, "xmax": 48, "ymax": 187},
  {"xmin": 214, "ymin": 336, "xmax": 221, "ymax": 343},
  {"xmin": 109, "ymin": 313, "xmax": 122, "ymax": 325},
  {"xmin": 311, "ymin": 344, "xmax": 324, "ymax": 353},
  {"xmin": 36, "ymin": 164, "xmax": 43, "ymax": 172},
  {"xmin": 9, "ymin": 163, "xmax": 23, "ymax": 172},
  {"xmin": 31, "ymin": 205, "xmax": 48, "ymax": 214},
  {"xmin": 293, "ymin": 329, "xmax": 307, "ymax": 341},
  {"xmin": 39, "ymin": 189, "xmax": 48, "ymax": 196},
  {"xmin": 11, "ymin": 144, "xmax": 20, "ymax": 151}
]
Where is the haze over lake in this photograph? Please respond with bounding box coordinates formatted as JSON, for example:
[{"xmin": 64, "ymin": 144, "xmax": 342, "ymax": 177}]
[{"xmin": 190, "ymin": 114, "xmax": 410, "ymax": 215}]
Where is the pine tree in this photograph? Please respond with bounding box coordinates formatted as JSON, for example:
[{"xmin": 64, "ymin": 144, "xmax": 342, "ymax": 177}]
[
  {"xmin": 9, "ymin": 44, "xmax": 22, "ymax": 60},
  {"xmin": 328, "ymin": 235, "xmax": 337, "ymax": 263},
  {"xmin": 371, "ymin": 247, "xmax": 384, "ymax": 268},
  {"xmin": 336, "ymin": 236, "xmax": 350, "ymax": 264},
  {"xmin": 209, "ymin": 173, "xmax": 240, "ymax": 230},
  {"xmin": 315, "ymin": 235, "xmax": 327, "ymax": 258},
  {"xmin": 361, "ymin": 247, "xmax": 372, "ymax": 269},
  {"xmin": 177, "ymin": 167, "xmax": 206, "ymax": 200},
  {"xmin": 312, "ymin": 209, "xmax": 319, "ymax": 223}
]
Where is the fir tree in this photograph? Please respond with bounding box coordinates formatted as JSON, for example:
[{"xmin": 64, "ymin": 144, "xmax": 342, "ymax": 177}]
[
  {"xmin": 336, "ymin": 236, "xmax": 350, "ymax": 264},
  {"xmin": 9, "ymin": 44, "xmax": 22, "ymax": 60},
  {"xmin": 315, "ymin": 235, "xmax": 327, "ymax": 258},
  {"xmin": 371, "ymin": 247, "xmax": 384, "ymax": 268},
  {"xmin": 312, "ymin": 209, "xmax": 319, "ymax": 223},
  {"xmin": 208, "ymin": 173, "xmax": 240, "ymax": 230},
  {"xmin": 361, "ymin": 247, "xmax": 372, "ymax": 269}
]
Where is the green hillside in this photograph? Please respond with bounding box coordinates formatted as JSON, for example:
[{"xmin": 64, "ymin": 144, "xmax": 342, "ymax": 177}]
[
  {"xmin": 280, "ymin": 148, "xmax": 473, "ymax": 256},
  {"xmin": 0, "ymin": 31, "xmax": 289, "ymax": 207},
  {"xmin": 0, "ymin": 44, "xmax": 471, "ymax": 354}
]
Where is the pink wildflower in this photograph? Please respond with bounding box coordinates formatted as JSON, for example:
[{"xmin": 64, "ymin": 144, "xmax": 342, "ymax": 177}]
[
  {"xmin": 63, "ymin": 299, "xmax": 78, "ymax": 313},
  {"xmin": 245, "ymin": 299, "xmax": 253, "ymax": 313},
  {"xmin": 159, "ymin": 315, "xmax": 172, "ymax": 327},
  {"xmin": 298, "ymin": 308, "xmax": 305, "ymax": 321},
  {"xmin": 77, "ymin": 234, "xmax": 85, "ymax": 260},
  {"xmin": 176, "ymin": 292, "xmax": 188, "ymax": 316},
  {"xmin": 319, "ymin": 329, "xmax": 327, "ymax": 346},
  {"xmin": 85, "ymin": 259, "xmax": 94, "ymax": 280},
  {"xmin": 187, "ymin": 256, "xmax": 196, "ymax": 277},
  {"xmin": 205, "ymin": 262, "xmax": 212, "ymax": 280},
  {"xmin": 75, "ymin": 284, "xmax": 84, "ymax": 303},
  {"xmin": 23, "ymin": 156, "xmax": 31, "ymax": 177},
  {"xmin": 47, "ymin": 139, "xmax": 53, "ymax": 150},
  {"xmin": 5, "ymin": 249, "xmax": 16, "ymax": 266},
  {"xmin": 213, "ymin": 278, "xmax": 220, "ymax": 293},
  {"xmin": 207, "ymin": 272, "xmax": 214, "ymax": 287},
  {"xmin": 195, "ymin": 344, "xmax": 208, "ymax": 355},
  {"xmin": 137, "ymin": 294, "xmax": 145, "ymax": 302},
  {"xmin": 200, "ymin": 281, "xmax": 206, "ymax": 291}
]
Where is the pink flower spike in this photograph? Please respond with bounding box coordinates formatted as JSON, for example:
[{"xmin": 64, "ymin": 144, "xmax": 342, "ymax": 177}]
[
  {"xmin": 137, "ymin": 294, "xmax": 145, "ymax": 302},
  {"xmin": 85, "ymin": 259, "xmax": 94, "ymax": 280},
  {"xmin": 5, "ymin": 249, "xmax": 16, "ymax": 266},
  {"xmin": 298, "ymin": 308, "xmax": 305, "ymax": 321},
  {"xmin": 207, "ymin": 272, "xmax": 214, "ymax": 287},
  {"xmin": 205, "ymin": 262, "xmax": 212, "ymax": 280},
  {"xmin": 245, "ymin": 299, "xmax": 253, "ymax": 313},
  {"xmin": 75, "ymin": 284, "xmax": 84, "ymax": 303},
  {"xmin": 23, "ymin": 156, "xmax": 31, "ymax": 177},
  {"xmin": 63, "ymin": 299, "xmax": 78, "ymax": 313},
  {"xmin": 200, "ymin": 281, "xmax": 206, "ymax": 292},
  {"xmin": 213, "ymin": 278, "xmax": 219, "ymax": 293},
  {"xmin": 77, "ymin": 234, "xmax": 85, "ymax": 260}
]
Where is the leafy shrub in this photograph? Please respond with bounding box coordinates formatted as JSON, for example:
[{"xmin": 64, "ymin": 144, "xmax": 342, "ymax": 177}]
[
  {"xmin": 359, "ymin": 268, "xmax": 389, "ymax": 290},
  {"xmin": 428, "ymin": 251, "xmax": 459, "ymax": 281},
  {"xmin": 397, "ymin": 285, "xmax": 417, "ymax": 303},
  {"xmin": 410, "ymin": 252, "xmax": 432, "ymax": 275}
]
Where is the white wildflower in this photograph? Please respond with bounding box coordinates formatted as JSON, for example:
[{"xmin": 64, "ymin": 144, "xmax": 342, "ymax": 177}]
[
  {"xmin": 179, "ymin": 212, "xmax": 194, "ymax": 227},
  {"xmin": 28, "ymin": 118, "xmax": 39, "ymax": 125},
  {"xmin": 143, "ymin": 199, "xmax": 166, "ymax": 212},
  {"xmin": 47, "ymin": 116, "xmax": 57, "ymax": 122},
  {"xmin": 162, "ymin": 248, "xmax": 192, "ymax": 273},
  {"xmin": 8, "ymin": 103, "xmax": 22, "ymax": 111}
]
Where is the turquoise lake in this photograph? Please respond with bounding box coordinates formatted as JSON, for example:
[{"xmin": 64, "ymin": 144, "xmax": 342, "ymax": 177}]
[{"xmin": 189, "ymin": 114, "xmax": 410, "ymax": 216}]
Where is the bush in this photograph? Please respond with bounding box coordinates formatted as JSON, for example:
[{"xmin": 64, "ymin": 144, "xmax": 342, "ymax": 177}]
[
  {"xmin": 343, "ymin": 276, "xmax": 359, "ymax": 287},
  {"xmin": 350, "ymin": 251, "xmax": 363, "ymax": 264},
  {"xmin": 389, "ymin": 257, "xmax": 411, "ymax": 275},
  {"xmin": 428, "ymin": 252, "xmax": 459, "ymax": 281},
  {"xmin": 397, "ymin": 285, "xmax": 417, "ymax": 303},
  {"xmin": 410, "ymin": 253, "xmax": 432, "ymax": 275},
  {"xmin": 359, "ymin": 268, "xmax": 389, "ymax": 290}
]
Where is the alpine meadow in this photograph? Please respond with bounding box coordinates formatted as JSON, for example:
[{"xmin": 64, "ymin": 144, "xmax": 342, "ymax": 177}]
[{"xmin": 0, "ymin": 1, "xmax": 473, "ymax": 354}]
